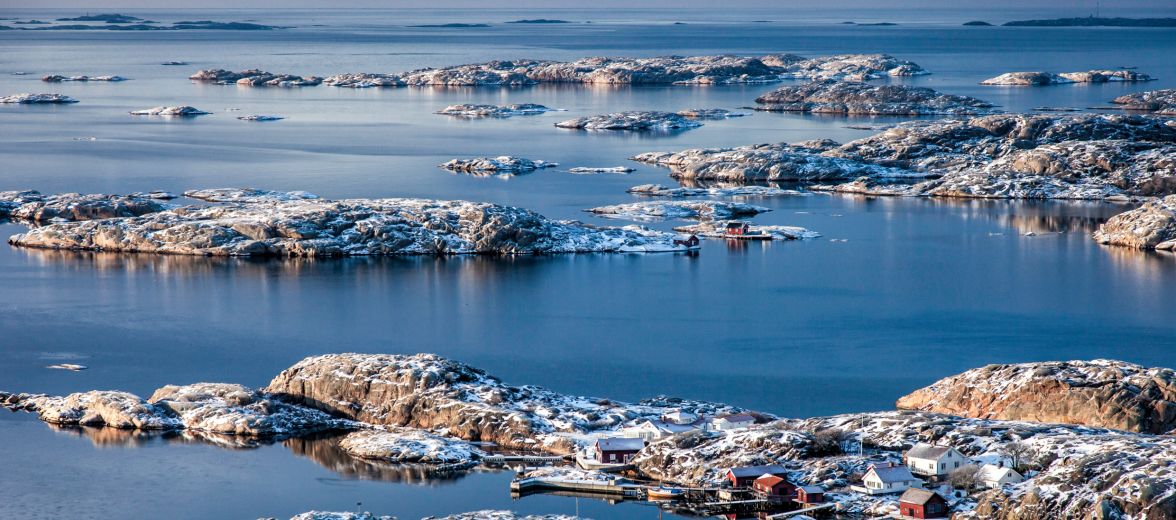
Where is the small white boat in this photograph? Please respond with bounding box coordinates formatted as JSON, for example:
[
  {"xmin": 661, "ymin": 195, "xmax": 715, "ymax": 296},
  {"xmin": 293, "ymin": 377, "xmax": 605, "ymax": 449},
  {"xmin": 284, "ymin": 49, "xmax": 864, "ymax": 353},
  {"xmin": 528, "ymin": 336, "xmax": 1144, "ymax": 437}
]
[{"xmin": 646, "ymin": 485, "xmax": 685, "ymax": 500}]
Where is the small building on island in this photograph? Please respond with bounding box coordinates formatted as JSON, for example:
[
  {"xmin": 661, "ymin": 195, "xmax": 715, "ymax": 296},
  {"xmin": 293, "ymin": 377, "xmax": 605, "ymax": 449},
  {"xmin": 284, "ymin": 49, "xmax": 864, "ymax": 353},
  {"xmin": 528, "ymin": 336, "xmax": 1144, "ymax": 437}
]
[
  {"xmin": 905, "ymin": 443, "xmax": 970, "ymax": 479},
  {"xmin": 977, "ymin": 463, "xmax": 1025, "ymax": 489},
  {"xmin": 856, "ymin": 462, "xmax": 921, "ymax": 495},
  {"xmin": 796, "ymin": 485, "xmax": 825, "ymax": 504},
  {"xmin": 727, "ymin": 464, "xmax": 789, "ymax": 488},
  {"xmin": 594, "ymin": 437, "xmax": 645, "ymax": 464},
  {"xmin": 898, "ymin": 488, "xmax": 949, "ymax": 519},
  {"xmin": 711, "ymin": 413, "xmax": 756, "ymax": 431}
]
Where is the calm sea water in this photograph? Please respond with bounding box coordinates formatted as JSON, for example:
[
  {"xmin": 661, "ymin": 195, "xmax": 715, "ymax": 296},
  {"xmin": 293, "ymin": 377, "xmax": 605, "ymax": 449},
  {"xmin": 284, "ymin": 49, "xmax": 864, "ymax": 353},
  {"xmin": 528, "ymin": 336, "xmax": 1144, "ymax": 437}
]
[{"xmin": 1, "ymin": 7, "xmax": 1175, "ymax": 519}]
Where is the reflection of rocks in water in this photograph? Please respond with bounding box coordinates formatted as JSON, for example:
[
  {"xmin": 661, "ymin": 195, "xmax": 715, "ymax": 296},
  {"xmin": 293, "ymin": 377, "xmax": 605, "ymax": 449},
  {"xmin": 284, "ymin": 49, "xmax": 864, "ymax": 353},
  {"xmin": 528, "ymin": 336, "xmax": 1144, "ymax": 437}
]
[
  {"xmin": 284, "ymin": 433, "xmax": 481, "ymax": 485},
  {"xmin": 46, "ymin": 423, "xmax": 182, "ymax": 448}
]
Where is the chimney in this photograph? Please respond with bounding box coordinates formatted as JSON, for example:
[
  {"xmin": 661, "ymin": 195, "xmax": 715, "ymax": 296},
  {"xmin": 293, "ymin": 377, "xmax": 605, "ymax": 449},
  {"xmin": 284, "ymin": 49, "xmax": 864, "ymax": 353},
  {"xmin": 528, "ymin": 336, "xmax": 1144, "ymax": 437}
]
[
  {"xmin": 888, "ymin": 462, "xmax": 895, "ymax": 468},
  {"xmin": 998, "ymin": 461, "xmax": 1004, "ymax": 468}
]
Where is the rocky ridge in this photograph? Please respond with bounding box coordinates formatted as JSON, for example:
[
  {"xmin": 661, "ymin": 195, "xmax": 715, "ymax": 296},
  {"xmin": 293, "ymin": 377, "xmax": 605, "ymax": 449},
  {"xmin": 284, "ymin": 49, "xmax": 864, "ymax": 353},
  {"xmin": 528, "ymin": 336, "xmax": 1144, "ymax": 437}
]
[
  {"xmin": 436, "ymin": 103, "xmax": 553, "ymax": 117},
  {"xmin": 1, "ymin": 93, "xmax": 78, "ymax": 104},
  {"xmin": 440, "ymin": 157, "xmax": 556, "ymax": 174},
  {"xmin": 189, "ymin": 69, "xmax": 322, "ymax": 86},
  {"xmin": 753, "ymin": 80, "xmax": 998, "ymax": 115},
  {"xmin": 1113, "ymin": 89, "xmax": 1176, "ymax": 115},
  {"xmin": 0, "ymin": 190, "xmax": 171, "ymax": 222},
  {"xmin": 981, "ymin": 70, "xmax": 1154, "ymax": 85},
  {"xmin": 555, "ymin": 111, "xmax": 705, "ymax": 131},
  {"xmin": 130, "ymin": 106, "xmax": 209, "ymax": 116}
]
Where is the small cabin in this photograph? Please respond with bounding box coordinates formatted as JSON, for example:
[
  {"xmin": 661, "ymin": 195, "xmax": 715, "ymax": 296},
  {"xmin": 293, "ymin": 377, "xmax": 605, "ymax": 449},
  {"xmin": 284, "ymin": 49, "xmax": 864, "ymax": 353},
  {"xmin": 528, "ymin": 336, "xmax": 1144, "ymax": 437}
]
[
  {"xmin": 796, "ymin": 485, "xmax": 825, "ymax": 504},
  {"xmin": 899, "ymin": 488, "xmax": 949, "ymax": 519},
  {"xmin": 594, "ymin": 437, "xmax": 645, "ymax": 464},
  {"xmin": 752, "ymin": 474, "xmax": 796, "ymax": 498},
  {"xmin": 977, "ymin": 463, "xmax": 1025, "ymax": 489},
  {"xmin": 727, "ymin": 464, "xmax": 788, "ymax": 488},
  {"xmin": 725, "ymin": 222, "xmax": 750, "ymax": 236},
  {"xmin": 674, "ymin": 234, "xmax": 700, "ymax": 248},
  {"xmin": 860, "ymin": 462, "xmax": 921, "ymax": 495}
]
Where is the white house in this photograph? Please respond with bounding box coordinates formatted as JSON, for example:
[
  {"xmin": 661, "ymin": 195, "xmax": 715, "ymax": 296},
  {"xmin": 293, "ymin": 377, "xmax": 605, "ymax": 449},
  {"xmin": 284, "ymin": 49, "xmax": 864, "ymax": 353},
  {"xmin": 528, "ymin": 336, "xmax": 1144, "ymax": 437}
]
[
  {"xmin": 710, "ymin": 413, "xmax": 756, "ymax": 431},
  {"xmin": 906, "ymin": 443, "xmax": 971, "ymax": 478},
  {"xmin": 977, "ymin": 463, "xmax": 1025, "ymax": 489},
  {"xmin": 662, "ymin": 410, "xmax": 699, "ymax": 425},
  {"xmin": 854, "ymin": 462, "xmax": 922, "ymax": 495},
  {"xmin": 619, "ymin": 419, "xmax": 701, "ymax": 441}
]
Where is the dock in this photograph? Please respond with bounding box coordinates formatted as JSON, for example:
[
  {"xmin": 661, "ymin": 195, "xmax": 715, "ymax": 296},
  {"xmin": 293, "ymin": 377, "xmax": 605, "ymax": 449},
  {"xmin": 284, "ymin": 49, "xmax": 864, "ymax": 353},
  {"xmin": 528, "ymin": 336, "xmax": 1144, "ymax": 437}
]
[
  {"xmin": 484, "ymin": 454, "xmax": 567, "ymax": 466},
  {"xmin": 510, "ymin": 476, "xmax": 644, "ymax": 498}
]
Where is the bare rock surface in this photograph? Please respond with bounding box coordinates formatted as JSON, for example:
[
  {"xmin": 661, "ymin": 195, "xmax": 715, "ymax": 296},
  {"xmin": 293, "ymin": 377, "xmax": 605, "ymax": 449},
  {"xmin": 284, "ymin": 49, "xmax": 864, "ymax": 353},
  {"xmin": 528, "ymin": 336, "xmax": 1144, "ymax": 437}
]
[
  {"xmin": 190, "ymin": 69, "xmax": 321, "ymax": 86},
  {"xmin": 1113, "ymin": 88, "xmax": 1176, "ymax": 115},
  {"xmin": 1094, "ymin": 195, "xmax": 1176, "ymax": 250},
  {"xmin": 637, "ymin": 114, "xmax": 1176, "ymax": 199},
  {"xmin": 981, "ymin": 70, "xmax": 1154, "ymax": 85},
  {"xmin": 627, "ymin": 184, "xmax": 804, "ymax": 197},
  {"xmin": 129, "ymin": 106, "xmax": 209, "ymax": 116},
  {"xmin": 754, "ymin": 80, "xmax": 998, "ymax": 115},
  {"xmin": 896, "ymin": 360, "xmax": 1176, "ymax": 434},
  {"xmin": 339, "ymin": 428, "xmax": 483, "ymax": 464},
  {"xmin": 440, "ymin": 157, "xmax": 556, "ymax": 174},
  {"xmin": 435, "ymin": 103, "xmax": 553, "ymax": 117},
  {"xmin": 586, "ymin": 201, "xmax": 771, "ymax": 221},
  {"xmin": 555, "ymin": 111, "xmax": 703, "ymax": 131},
  {"xmin": 322, "ymin": 73, "xmax": 405, "ymax": 88},
  {"xmin": 0, "ymin": 190, "xmax": 171, "ymax": 222},
  {"xmin": 264, "ymin": 353, "xmax": 747, "ymax": 451},
  {"xmin": 7, "ymin": 195, "xmax": 693, "ymax": 256},
  {"xmin": 1, "ymin": 93, "xmax": 78, "ymax": 104}
]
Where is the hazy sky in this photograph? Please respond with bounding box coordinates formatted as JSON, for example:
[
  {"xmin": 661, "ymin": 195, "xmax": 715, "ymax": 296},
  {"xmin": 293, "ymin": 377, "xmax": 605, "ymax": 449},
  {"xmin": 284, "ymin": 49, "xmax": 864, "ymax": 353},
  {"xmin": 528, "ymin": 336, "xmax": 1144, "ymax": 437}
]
[{"xmin": 11, "ymin": 0, "xmax": 1176, "ymax": 9}]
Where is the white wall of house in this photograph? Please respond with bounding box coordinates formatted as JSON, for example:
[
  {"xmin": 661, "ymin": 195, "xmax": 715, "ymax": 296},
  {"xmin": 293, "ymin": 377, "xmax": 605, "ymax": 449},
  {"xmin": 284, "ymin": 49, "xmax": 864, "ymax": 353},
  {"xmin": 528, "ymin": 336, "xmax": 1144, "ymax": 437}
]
[{"xmin": 909, "ymin": 448, "xmax": 970, "ymax": 477}]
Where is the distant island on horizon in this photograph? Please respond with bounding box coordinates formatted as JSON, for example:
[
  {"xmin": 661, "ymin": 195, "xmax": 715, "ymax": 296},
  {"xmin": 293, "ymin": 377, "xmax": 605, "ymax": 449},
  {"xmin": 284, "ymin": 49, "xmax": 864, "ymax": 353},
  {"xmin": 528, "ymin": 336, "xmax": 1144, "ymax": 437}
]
[{"xmin": 1002, "ymin": 16, "xmax": 1176, "ymax": 27}]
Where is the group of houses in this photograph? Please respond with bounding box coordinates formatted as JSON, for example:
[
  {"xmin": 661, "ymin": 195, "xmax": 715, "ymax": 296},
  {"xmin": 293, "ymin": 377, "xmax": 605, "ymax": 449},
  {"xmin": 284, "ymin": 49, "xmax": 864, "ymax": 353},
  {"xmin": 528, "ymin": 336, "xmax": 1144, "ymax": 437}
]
[{"xmin": 584, "ymin": 410, "xmax": 760, "ymax": 467}]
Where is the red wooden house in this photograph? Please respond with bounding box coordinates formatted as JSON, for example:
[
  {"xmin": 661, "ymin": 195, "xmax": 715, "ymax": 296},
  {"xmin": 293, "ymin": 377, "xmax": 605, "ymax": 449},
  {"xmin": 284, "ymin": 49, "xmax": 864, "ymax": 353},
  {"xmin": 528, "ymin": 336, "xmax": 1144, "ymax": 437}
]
[
  {"xmin": 726, "ymin": 465, "xmax": 789, "ymax": 488},
  {"xmin": 594, "ymin": 437, "xmax": 644, "ymax": 464},
  {"xmin": 752, "ymin": 474, "xmax": 797, "ymax": 499},
  {"xmin": 899, "ymin": 488, "xmax": 949, "ymax": 519}
]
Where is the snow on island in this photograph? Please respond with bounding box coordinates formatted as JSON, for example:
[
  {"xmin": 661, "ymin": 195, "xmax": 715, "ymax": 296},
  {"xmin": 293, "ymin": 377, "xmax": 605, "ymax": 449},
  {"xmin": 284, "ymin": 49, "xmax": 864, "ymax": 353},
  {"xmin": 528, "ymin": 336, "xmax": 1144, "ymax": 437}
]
[
  {"xmin": 435, "ymin": 103, "xmax": 554, "ymax": 118},
  {"xmin": 627, "ymin": 184, "xmax": 805, "ymax": 198},
  {"xmin": 1112, "ymin": 89, "xmax": 1176, "ymax": 115},
  {"xmin": 287, "ymin": 53, "xmax": 928, "ymax": 88},
  {"xmin": 673, "ymin": 221, "xmax": 820, "ymax": 241},
  {"xmin": 753, "ymin": 80, "xmax": 999, "ymax": 115},
  {"xmin": 41, "ymin": 74, "xmax": 126, "ymax": 82},
  {"xmin": 1093, "ymin": 195, "xmax": 1176, "ymax": 250},
  {"xmin": 633, "ymin": 114, "xmax": 1176, "ymax": 200},
  {"xmin": 586, "ymin": 201, "xmax": 771, "ymax": 221},
  {"xmin": 5, "ymin": 192, "xmax": 697, "ymax": 256},
  {"xmin": 1, "ymin": 93, "xmax": 78, "ymax": 104},
  {"xmin": 440, "ymin": 156, "xmax": 557, "ymax": 174},
  {"xmin": 0, "ymin": 190, "xmax": 171, "ymax": 222},
  {"xmin": 129, "ymin": 106, "xmax": 209, "ymax": 116},
  {"xmin": 189, "ymin": 69, "xmax": 322, "ymax": 86}
]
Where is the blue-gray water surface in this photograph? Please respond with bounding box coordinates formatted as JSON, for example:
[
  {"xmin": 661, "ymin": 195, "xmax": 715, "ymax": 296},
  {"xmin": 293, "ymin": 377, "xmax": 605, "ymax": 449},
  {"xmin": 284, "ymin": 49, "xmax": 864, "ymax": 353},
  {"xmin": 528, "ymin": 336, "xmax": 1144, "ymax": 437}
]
[{"xmin": 1, "ymin": 6, "xmax": 1175, "ymax": 519}]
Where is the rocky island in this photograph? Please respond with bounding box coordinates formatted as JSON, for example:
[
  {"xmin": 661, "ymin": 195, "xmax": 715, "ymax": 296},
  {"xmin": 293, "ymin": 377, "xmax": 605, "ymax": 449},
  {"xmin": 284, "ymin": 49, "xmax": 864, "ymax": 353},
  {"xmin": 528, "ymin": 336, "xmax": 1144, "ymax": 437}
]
[
  {"xmin": 1093, "ymin": 195, "xmax": 1176, "ymax": 250},
  {"xmin": 1113, "ymin": 89, "xmax": 1176, "ymax": 115},
  {"xmin": 752, "ymin": 80, "xmax": 999, "ymax": 115},
  {"xmin": 556, "ymin": 111, "xmax": 706, "ymax": 131},
  {"xmin": 5, "ymin": 354, "xmax": 1176, "ymax": 520},
  {"xmin": 42, "ymin": 74, "xmax": 127, "ymax": 82},
  {"xmin": 189, "ymin": 69, "xmax": 322, "ymax": 86},
  {"xmin": 439, "ymin": 156, "xmax": 556, "ymax": 174},
  {"xmin": 585, "ymin": 200, "xmax": 772, "ymax": 221},
  {"xmin": 1003, "ymin": 17, "xmax": 1176, "ymax": 27},
  {"xmin": 1, "ymin": 93, "xmax": 78, "ymax": 104},
  {"xmin": 435, "ymin": 103, "xmax": 554, "ymax": 118},
  {"xmin": 129, "ymin": 106, "xmax": 209, "ymax": 116},
  {"xmin": 5, "ymin": 190, "xmax": 695, "ymax": 256},
  {"xmin": 980, "ymin": 70, "xmax": 1153, "ymax": 85},
  {"xmin": 635, "ymin": 113, "xmax": 1176, "ymax": 200}
]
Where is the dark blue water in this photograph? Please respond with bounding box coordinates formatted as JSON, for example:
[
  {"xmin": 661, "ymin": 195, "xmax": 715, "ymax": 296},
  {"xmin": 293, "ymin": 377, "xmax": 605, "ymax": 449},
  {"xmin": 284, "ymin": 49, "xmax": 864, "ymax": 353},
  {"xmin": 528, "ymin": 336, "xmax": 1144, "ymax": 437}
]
[{"xmin": 1, "ymin": 7, "xmax": 1175, "ymax": 520}]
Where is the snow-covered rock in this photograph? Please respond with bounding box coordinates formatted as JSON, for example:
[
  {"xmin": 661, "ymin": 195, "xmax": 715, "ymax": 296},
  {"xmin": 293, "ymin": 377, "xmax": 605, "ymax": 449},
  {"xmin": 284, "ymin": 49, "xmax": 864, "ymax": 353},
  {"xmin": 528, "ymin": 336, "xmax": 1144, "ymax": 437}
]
[
  {"xmin": 586, "ymin": 201, "xmax": 770, "ymax": 221},
  {"xmin": 322, "ymin": 73, "xmax": 405, "ymax": 88},
  {"xmin": 555, "ymin": 111, "xmax": 703, "ymax": 131},
  {"xmin": 769, "ymin": 53, "xmax": 929, "ymax": 81},
  {"xmin": 339, "ymin": 428, "xmax": 483, "ymax": 464},
  {"xmin": 1112, "ymin": 89, "xmax": 1176, "ymax": 115},
  {"xmin": 237, "ymin": 114, "xmax": 284, "ymax": 121},
  {"xmin": 190, "ymin": 69, "xmax": 321, "ymax": 86},
  {"xmin": 627, "ymin": 184, "xmax": 805, "ymax": 197},
  {"xmin": 182, "ymin": 188, "xmax": 319, "ymax": 203},
  {"xmin": 0, "ymin": 93, "xmax": 78, "ymax": 104},
  {"xmin": 284, "ymin": 512, "xmax": 395, "ymax": 520},
  {"xmin": 1094, "ymin": 195, "xmax": 1176, "ymax": 250},
  {"xmin": 41, "ymin": 74, "xmax": 126, "ymax": 82},
  {"xmin": 631, "ymin": 142, "xmax": 914, "ymax": 182},
  {"xmin": 435, "ymin": 103, "xmax": 552, "ymax": 117},
  {"xmin": 423, "ymin": 512, "xmax": 580, "ymax": 520},
  {"xmin": 673, "ymin": 221, "xmax": 820, "ymax": 240},
  {"xmin": 0, "ymin": 190, "xmax": 171, "ymax": 222},
  {"xmin": 754, "ymin": 80, "xmax": 999, "ymax": 115},
  {"xmin": 439, "ymin": 157, "xmax": 556, "ymax": 174},
  {"xmin": 897, "ymin": 360, "xmax": 1176, "ymax": 434},
  {"xmin": 264, "ymin": 353, "xmax": 750, "ymax": 451},
  {"xmin": 6, "ymin": 194, "xmax": 695, "ymax": 256},
  {"xmin": 981, "ymin": 70, "xmax": 1153, "ymax": 85},
  {"xmin": 129, "ymin": 106, "xmax": 209, "ymax": 116},
  {"xmin": 567, "ymin": 167, "xmax": 635, "ymax": 174},
  {"xmin": 0, "ymin": 390, "xmax": 181, "ymax": 430}
]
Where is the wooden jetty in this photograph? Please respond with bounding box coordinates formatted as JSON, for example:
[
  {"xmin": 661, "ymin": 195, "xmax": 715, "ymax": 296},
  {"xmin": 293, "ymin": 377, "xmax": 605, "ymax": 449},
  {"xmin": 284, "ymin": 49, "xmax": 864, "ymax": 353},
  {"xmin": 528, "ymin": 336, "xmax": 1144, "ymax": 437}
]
[
  {"xmin": 510, "ymin": 476, "xmax": 644, "ymax": 498},
  {"xmin": 483, "ymin": 454, "xmax": 567, "ymax": 466}
]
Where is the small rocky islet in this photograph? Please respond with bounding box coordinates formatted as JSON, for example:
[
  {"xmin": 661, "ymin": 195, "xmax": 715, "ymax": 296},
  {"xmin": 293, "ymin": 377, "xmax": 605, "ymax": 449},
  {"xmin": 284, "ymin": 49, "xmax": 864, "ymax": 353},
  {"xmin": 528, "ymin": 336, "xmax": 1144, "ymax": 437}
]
[
  {"xmin": 980, "ymin": 70, "xmax": 1154, "ymax": 86},
  {"xmin": 6, "ymin": 354, "xmax": 1176, "ymax": 520},
  {"xmin": 752, "ymin": 80, "xmax": 999, "ymax": 115}
]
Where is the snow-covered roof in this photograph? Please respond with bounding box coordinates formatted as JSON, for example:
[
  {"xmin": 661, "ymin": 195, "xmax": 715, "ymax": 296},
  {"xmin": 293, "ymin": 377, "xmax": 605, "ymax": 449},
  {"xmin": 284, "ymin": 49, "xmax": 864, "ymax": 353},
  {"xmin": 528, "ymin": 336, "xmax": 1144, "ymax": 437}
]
[
  {"xmin": 715, "ymin": 413, "xmax": 756, "ymax": 423},
  {"xmin": 755, "ymin": 474, "xmax": 787, "ymax": 486},
  {"xmin": 595, "ymin": 437, "xmax": 645, "ymax": 452},
  {"xmin": 867, "ymin": 463, "xmax": 918, "ymax": 483},
  {"xmin": 729, "ymin": 464, "xmax": 788, "ymax": 478},
  {"xmin": 906, "ymin": 442, "xmax": 959, "ymax": 461},
  {"xmin": 799, "ymin": 485, "xmax": 825, "ymax": 493},
  {"xmin": 899, "ymin": 488, "xmax": 942, "ymax": 505}
]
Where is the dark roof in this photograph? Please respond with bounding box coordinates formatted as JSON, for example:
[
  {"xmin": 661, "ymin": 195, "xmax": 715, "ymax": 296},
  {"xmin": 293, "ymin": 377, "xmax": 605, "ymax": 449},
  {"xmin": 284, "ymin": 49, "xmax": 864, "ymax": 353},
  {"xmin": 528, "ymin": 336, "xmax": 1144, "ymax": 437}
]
[
  {"xmin": 868, "ymin": 464, "xmax": 917, "ymax": 483},
  {"xmin": 595, "ymin": 437, "xmax": 645, "ymax": 452},
  {"xmin": 728, "ymin": 464, "xmax": 788, "ymax": 478},
  {"xmin": 907, "ymin": 443, "xmax": 959, "ymax": 461},
  {"xmin": 900, "ymin": 488, "xmax": 944, "ymax": 506}
]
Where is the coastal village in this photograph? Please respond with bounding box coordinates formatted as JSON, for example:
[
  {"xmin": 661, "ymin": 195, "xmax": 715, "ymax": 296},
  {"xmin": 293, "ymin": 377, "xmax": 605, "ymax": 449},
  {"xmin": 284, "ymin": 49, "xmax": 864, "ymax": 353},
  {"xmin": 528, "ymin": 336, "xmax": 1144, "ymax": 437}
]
[{"xmin": 506, "ymin": 407, "xmax": 1032, "ymax": 519}]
